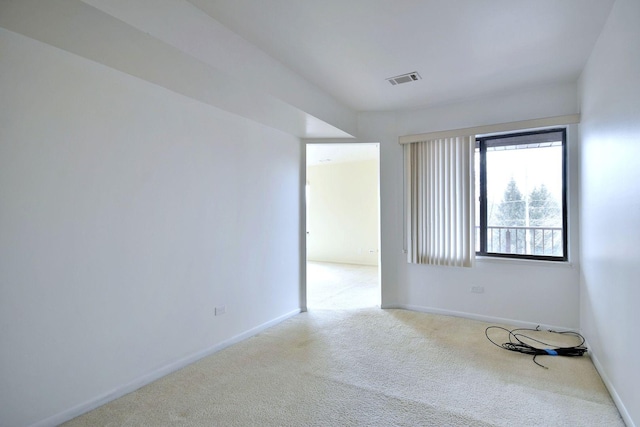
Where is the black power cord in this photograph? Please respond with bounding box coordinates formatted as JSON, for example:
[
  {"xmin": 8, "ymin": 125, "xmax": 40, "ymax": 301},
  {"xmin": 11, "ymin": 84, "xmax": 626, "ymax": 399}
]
[{"xmin": 485, "ymin": 325, "xmax": 588, "ymax": 369}]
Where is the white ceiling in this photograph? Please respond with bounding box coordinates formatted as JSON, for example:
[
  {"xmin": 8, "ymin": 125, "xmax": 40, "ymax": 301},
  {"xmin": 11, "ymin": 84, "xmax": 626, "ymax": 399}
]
[
  {"xmin": 190, "ymin": 0, "xmax": 615, "ymax": 112},
  {"xmin": 1, "ymin": 0, "xmax": 616, "ymax": 139}
]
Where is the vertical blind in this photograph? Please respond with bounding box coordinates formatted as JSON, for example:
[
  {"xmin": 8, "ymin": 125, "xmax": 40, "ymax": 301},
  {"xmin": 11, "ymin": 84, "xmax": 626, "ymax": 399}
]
[{"xmin": 404, "ymin": 136, "xmax": 474, "ymax": 267}]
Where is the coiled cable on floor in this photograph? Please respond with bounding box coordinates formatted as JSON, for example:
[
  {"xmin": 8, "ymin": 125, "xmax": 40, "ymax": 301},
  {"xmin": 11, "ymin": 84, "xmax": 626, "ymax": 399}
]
[{"xmin": 485, "ymin": 325, "xmax": 588, "ymax": 369}]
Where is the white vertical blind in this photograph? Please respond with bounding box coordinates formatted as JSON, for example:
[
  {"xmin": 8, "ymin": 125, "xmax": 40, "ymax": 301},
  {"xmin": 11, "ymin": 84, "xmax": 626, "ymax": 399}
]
[{"xmin": 405, "ymin": 136, "xmax": 474, "ymax": 266}]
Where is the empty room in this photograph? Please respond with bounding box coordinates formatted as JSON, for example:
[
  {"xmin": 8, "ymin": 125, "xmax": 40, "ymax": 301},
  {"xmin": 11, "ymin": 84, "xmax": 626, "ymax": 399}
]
[{"xmin": 1, "ymin": 1, "xmax": 638, "ymax": 426}]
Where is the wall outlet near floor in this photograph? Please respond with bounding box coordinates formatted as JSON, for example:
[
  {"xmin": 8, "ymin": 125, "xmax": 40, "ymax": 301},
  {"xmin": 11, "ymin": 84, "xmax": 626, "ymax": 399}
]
[
  {"xmin": 471, "ymin": 286, "xmax": 485, "ymax": 294},
  {"xmin": 215, "ymin": 305, "xmax": 226, "ymax": 316}
]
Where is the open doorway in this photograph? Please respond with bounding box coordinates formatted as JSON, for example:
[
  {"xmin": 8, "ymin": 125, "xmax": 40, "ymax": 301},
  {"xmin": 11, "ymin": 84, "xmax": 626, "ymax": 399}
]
[{"xmin": 305, "ymin": 143, "xmax": 381, "ymax": 309}]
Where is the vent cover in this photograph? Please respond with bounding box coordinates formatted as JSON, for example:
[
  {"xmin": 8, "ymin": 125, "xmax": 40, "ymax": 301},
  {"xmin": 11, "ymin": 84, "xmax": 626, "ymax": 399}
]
[{"xmin": 386, "ymin": 72, "xmax": 421, "ymax": 86}]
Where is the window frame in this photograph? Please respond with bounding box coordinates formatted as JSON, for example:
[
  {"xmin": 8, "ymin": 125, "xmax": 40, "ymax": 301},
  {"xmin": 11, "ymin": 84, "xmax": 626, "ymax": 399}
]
[{"xmin": 476, "ymin": 128, "xmax": 568, "ymax": 262}]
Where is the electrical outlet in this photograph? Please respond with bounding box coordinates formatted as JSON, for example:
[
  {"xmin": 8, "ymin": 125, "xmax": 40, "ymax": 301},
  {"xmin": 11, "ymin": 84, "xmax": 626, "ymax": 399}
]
[
  {"xmin": 471, "ymin": 286, "xmax": 485, "ymax": 294},
  {"xmin": 215, "ymin": 305, "xmax": 226, "ymax": 316}
]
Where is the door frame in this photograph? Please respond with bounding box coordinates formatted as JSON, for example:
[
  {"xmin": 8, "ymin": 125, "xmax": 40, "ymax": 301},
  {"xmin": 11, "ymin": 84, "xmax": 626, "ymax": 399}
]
[{"xmin": 301, "ymin": 141, "xmax": 382, "ymax": 311}]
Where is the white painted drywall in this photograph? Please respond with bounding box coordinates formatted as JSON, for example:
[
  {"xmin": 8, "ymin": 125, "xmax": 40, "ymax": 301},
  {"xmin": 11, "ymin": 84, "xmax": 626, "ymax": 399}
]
[
  {"xmin": 0, "ymin": 29, "xmax": 301, "ymax": 427},
  {"xmin": 0, "ymin": 0, "xmax": 355, "ymax": 139},
  {"xmin": 81, "ymin": 0, "xmax": 356, "ymax": 137},
  {"xmin": 307, "ymin": 159, "xmax": 379, "ymax": 266},
  {"xmin": 578, "ymin": 0, "xmax": 640, "ymax": 424},
  {"xmin": 359, "ymin": 82, "xmax": 582, "ymax": 329}
]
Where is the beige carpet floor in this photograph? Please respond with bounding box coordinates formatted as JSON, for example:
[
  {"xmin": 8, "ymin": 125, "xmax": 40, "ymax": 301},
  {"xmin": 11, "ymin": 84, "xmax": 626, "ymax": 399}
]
[
  {"xmin": 63, "ymin": 306, "xmax": 623, "ymax": 426},
  {"xmin": 306, "ymin": 261, "xmax": 379, "ymax": 309}
]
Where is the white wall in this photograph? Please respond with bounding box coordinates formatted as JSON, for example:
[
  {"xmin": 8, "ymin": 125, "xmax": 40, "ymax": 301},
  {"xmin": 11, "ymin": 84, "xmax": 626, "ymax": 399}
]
[
  {"xmin": 0, "ymin": 29, "xmax": 301, "ymax": 427},
  {"xmin": 359, "ymin": 82, "xmax": 582, "ymax": 329},
  {"xmin": 307, "ymin": 159, "xmax": 379, "ymax": 266},
  {"xmin": 0, "ymin": 0, "xmax": 356, "ymax": 139},
  {"xmin": 82, "ymin": 0, "xmax": 357, "ymax": 137},
  {"xmin": 578, "ymin": 0, "xmax": 640, "ymax": 425}
]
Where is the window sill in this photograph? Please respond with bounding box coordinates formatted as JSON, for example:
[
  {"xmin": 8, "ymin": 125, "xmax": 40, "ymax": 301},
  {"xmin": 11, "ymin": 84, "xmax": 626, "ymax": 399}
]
[{"xmin": 475, "ymin": 255, "xmax": 575, "ymax": 269}]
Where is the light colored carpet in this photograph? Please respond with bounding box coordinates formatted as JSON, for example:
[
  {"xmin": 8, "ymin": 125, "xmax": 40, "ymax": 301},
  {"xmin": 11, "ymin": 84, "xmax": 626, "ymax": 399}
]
[
  {"xmin": 63, "ymin": 308, "xmax": 623, "ymax": 426},
  {"xmin": 306, "ymin": 261, "xmax": 378, "ymax": 309}
]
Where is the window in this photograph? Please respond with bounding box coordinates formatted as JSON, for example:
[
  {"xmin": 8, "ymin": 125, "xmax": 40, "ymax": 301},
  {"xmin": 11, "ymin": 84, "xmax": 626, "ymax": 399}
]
[{"xmin": 475, "ymin": 129, "xmax": 567, "ymax": 261}]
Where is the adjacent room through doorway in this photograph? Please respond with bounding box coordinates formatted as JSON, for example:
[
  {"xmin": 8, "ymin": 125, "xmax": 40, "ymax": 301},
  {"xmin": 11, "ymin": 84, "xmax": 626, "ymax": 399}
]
[{"xmin": 305, "ymin": 143, "xmax": 381, "ymax": 309}]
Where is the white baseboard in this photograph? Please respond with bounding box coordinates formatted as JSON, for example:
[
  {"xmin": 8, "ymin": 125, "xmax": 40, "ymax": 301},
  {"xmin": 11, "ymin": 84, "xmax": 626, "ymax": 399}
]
[
  {"xmin": 585, "ymin": 340, "xmax": 636, "ymax": 427},
  {"xmin": 306, "ymin": 258, "xmax": 379, "ymax": 267},
  {"xmin": 32, "ymin": 308, "xmax": 301, "ymax": 427},
  {"xmin": 383, "ymin": 303, "xmax": 575, "ymax": 332}
]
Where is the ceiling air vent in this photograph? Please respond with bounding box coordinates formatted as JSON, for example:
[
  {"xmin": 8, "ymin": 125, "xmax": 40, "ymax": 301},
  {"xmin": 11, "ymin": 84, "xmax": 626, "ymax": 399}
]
[{"xmin": 386, "ymin": 72, "xmax": 421, "ymax": 86}]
